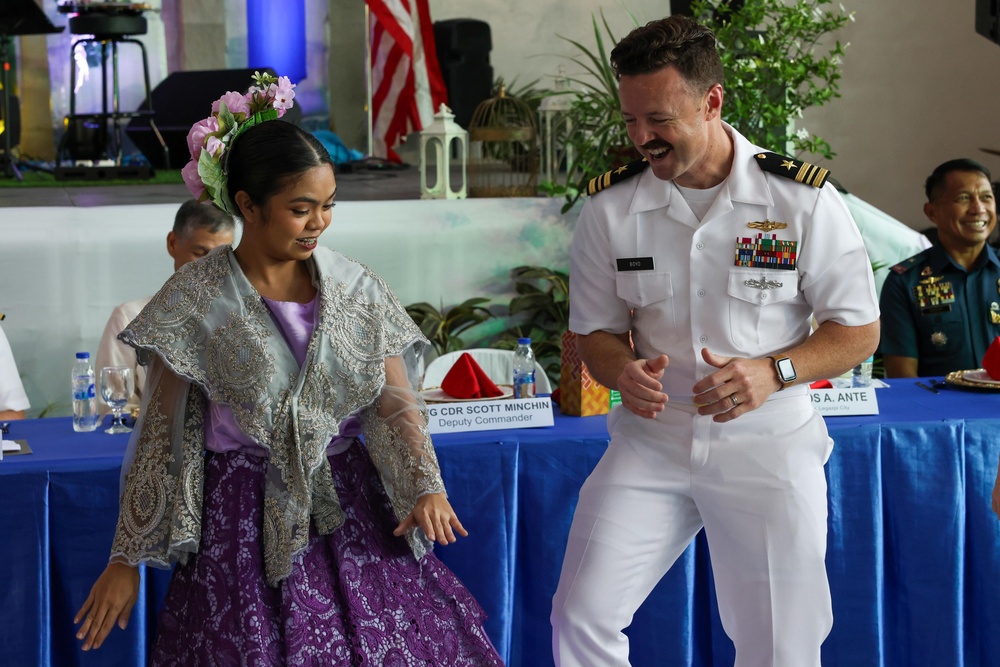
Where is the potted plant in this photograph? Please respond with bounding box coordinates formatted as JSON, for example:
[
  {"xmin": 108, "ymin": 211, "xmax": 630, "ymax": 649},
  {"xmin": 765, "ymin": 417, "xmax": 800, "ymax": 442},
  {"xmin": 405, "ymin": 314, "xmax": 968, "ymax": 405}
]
[
  {"xmin": 690, "ymin": 0, "xmax": 853, "ymax": 159},
  {"xmin": 403, "ymin": 265, "xmax": 569, "ymax": 387},
  {"xmin": 541, "ymin": 11, "xmax": 637, "ymax": 212},
  {"xmin": 489, "ymin": 265, "xmax": 569, "ymax": 387},
  {"xmin": 405, "ymin": 298, "xmax": 495, "ymax": 358},
  {"xmin": 543, "ymin": 0, "xmax": 853, "ymax": 211}
]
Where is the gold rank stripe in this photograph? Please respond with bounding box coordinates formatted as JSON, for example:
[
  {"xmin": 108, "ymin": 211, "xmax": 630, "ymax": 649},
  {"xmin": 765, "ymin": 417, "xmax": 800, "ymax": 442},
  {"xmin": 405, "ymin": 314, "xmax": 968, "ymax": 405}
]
[
  {"xmin": 794, "ymin": 162, "xmax": 829, "ymax": 188},
  {"xmin": 754, "ymin": 151, "xmax": 831, "ymax": 188},
  {"xmin": 587, "ymin": 171, "xmax": 613, "ymax": 195},
  {"xmin": 586, "ymin": 158, "xmax": 649, "ymax": 195}
]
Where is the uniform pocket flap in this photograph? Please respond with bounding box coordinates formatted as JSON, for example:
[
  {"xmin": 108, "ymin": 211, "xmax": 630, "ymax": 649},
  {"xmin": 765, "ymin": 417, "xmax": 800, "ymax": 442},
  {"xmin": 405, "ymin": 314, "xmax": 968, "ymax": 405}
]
[{"xmin": 616, "ymin": 271, "xmax": 672, "ymax": 307}]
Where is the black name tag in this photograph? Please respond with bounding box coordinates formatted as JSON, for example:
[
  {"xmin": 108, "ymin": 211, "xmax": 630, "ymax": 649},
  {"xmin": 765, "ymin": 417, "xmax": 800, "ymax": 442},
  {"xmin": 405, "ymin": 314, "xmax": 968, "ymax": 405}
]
[{"xmin": 616, "ymin": 257, "xmax": 654, "ymax": 271}]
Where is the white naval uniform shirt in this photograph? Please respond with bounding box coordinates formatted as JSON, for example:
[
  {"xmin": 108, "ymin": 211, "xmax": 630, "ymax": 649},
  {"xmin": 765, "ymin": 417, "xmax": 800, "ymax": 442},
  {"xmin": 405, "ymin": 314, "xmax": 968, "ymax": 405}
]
[{"xmin": 569, "ymin": 123, "xmax": 880, "ymax": 406}]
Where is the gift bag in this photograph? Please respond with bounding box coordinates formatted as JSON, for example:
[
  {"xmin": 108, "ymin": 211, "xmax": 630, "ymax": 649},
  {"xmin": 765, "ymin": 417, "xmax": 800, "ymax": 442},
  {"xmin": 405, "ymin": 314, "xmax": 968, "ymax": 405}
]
[
  {"xmin": 559, "ymin": 331, "xmax": 610, "ymax": 416},
  {"xmin": 982, "ymin": 335, "xmax": 1000, "ymax": 380}
]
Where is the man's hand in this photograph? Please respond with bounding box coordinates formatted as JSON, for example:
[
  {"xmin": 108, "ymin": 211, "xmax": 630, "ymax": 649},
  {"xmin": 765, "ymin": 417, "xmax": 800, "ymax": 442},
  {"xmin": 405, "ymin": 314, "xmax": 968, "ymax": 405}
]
[
  {"xmin": 393, "ymin": 492, "xmax": 468, "ymax": 546},
  {"xmin": 74, "ymin": 562, "xmax": 140, "ymax": 651},
  {"xmin": 692, "ymin": 349, "xmax": 781, "ymax": 423},
  {"xmin": 617, "ymin": 354, "xmax": 670, "ymax": 419}
]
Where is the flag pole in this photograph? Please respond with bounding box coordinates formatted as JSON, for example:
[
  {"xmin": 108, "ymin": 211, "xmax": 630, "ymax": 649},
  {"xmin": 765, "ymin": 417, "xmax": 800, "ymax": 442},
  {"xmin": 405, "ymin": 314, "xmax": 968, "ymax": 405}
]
[
  {"xmin": 364, "ymin": 4, "xmax": 374, "ymax": 158},
  {"xmin": 350, "ymin": 3, "xmax": 398, "ymax": 170}
]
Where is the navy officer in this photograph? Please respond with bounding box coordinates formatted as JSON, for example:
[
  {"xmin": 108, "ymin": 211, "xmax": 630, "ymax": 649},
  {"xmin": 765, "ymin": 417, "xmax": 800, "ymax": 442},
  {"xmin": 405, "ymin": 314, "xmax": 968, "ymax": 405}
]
[
  {"xmin": 550, "ymin": 14, "xmax": 880, "ymax": 667},
  {"xmin": 880, "ymin": 158, "xmax": 1000, "ymax": 378}
]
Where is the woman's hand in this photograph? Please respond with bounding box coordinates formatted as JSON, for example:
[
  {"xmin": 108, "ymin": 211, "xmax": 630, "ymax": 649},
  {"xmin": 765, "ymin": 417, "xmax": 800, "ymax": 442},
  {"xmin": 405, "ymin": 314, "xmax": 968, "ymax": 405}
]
[
  {"xmin": 393, "ymin": 492, "xmax": 468, "ymax": 545},
  {"xmin": 74, "ymin": 562, "xmax": 140, "ymax": 651}
]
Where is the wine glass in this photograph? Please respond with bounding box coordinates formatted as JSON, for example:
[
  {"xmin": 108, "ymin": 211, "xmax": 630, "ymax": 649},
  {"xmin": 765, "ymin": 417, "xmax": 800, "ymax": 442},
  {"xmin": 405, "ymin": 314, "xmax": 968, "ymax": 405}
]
[{"xmin": 99, "ymin": 366, "xmax": 134, "ymax": 434}]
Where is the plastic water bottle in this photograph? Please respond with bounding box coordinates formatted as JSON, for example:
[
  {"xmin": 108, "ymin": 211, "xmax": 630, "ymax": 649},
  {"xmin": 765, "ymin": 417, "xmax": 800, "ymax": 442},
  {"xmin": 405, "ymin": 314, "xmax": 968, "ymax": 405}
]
[
  {"xmin": 72, "ymin": 352, "xmax": 98, "ymax": 432},
  {"xmin": 851, "ymin": 355, "xmax": 874, "ymax": 388},
  {"xmin": 513, "ymin": 337, "xmax": 536, "ymax": 399}
]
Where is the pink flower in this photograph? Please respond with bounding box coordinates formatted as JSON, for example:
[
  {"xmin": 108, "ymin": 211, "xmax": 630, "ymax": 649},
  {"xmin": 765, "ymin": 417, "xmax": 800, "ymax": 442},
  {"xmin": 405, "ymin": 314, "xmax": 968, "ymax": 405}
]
[
  {"xmin": 211, "ymin": 90, "xmax": 251, "ymax": 118},
  {"xmin": 205, "ymin": 136, "xmax": 225, "ymax": 158},
  {"xmin": 272, "ymin": 77, "xmax": 296, "ymax": 113},
  {"xmin": 181, "ymin": 159, "xmax": 205, "ymax": 200},
  {"xmin": 186, "ymin": 116, "xmax": 219, "ymax": 160}
]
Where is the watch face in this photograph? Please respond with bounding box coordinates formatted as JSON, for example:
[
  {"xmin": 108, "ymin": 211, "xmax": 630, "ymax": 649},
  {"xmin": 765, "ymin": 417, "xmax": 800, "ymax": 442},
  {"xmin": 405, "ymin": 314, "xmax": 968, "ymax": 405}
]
[{"xmin": 776, "ymin": 357, "xmax": 796, "ymax": 381}]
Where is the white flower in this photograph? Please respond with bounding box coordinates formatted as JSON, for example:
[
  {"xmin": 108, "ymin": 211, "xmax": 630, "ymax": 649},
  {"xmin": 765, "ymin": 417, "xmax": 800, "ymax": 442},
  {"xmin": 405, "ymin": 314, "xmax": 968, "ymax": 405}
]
[{"xmin": 796, "ymin": 127, "xmax": 810, "ymax": 140}]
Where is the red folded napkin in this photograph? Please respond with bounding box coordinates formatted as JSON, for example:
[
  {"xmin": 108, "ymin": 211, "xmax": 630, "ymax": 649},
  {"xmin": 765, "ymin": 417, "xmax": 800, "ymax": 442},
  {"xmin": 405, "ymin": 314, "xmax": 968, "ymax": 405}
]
[
  {"xmin": 441, "ymin": 353, "xmax": 504, "ymax": 399},
  {"xmin": 809, "ymin": 379, "xmax": 833, "ymax": 389},
  {"xmin": 982, "ymin": 336, "xmax": 1000, "ymax": 380}
]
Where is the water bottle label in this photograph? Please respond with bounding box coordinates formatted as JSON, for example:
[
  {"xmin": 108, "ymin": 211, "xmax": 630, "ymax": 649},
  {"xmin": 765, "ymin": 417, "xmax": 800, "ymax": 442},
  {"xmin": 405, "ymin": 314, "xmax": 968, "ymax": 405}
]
[{"xmin": 87, "ymin": 382, "xmax": 96, "ymax": 399}]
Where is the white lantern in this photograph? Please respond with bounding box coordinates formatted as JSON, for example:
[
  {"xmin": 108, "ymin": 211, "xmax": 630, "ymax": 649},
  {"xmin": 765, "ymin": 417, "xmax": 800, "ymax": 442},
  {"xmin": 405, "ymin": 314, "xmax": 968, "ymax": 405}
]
[
  {"xmin": 419, "ymin": 104, "xmax": 468, "ymax": 199},
  {"xmin": 537, "ymin": 70, "xmax": 577, "ymax": 183}
]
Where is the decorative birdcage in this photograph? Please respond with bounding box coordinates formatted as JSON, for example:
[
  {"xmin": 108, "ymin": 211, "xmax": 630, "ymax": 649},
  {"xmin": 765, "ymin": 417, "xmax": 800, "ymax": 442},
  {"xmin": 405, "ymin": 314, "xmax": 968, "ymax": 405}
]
[
  {"xmin": 468, "ymin": 86, "xmax": 539, "ymax": 197},
  {"xmin": 537, "ymin": 68, "xmax": 578, "ymax": 183}
]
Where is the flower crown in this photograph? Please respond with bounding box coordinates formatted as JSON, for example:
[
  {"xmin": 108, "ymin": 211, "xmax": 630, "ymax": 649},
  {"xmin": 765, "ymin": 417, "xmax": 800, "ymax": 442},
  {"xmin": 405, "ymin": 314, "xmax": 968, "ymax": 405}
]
[{"xmin": 182, "ymin": 71, "xmax": 297, "ymax": 215}]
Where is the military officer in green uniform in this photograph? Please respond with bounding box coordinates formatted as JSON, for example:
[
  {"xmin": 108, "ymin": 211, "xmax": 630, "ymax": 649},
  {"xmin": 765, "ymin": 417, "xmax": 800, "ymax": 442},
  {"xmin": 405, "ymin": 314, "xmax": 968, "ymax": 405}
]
[{"xmin": 880, "ymin": 158, "xmax": 1000, "ymax": 377}]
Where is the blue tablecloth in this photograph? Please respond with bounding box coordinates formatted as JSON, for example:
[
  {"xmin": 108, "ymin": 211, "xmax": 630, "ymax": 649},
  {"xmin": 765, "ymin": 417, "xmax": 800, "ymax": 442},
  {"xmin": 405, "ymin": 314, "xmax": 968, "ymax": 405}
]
[{"xmin": 2, "ymin": 380, "xmax": 999, "ymax": 666}]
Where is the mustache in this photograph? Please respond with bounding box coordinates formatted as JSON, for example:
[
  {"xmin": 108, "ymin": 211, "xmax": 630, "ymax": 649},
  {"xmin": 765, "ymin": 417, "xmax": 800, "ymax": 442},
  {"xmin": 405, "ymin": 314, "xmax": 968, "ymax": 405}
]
[{"xmin": 639, "ymin": 140, "xmax": 672, "ymax": 151}]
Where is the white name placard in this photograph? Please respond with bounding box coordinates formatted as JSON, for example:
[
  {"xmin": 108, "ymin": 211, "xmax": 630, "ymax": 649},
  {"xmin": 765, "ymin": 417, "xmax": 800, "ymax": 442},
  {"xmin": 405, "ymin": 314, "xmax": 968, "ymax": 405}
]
[
  {"xmin": 809, "ymin": 387, "xmax": 879, "ymax": 416},
  {"xmin": 426, "ymin": 397, "xmax": 554, "ymax": 434}
]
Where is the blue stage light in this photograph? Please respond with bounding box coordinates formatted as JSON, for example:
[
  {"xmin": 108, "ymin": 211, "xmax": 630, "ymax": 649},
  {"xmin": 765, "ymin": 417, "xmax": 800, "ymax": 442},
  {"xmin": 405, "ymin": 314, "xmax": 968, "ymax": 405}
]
[{"xmin": 247, "ymin": 0, "xmax": 306, "ymax": 83}]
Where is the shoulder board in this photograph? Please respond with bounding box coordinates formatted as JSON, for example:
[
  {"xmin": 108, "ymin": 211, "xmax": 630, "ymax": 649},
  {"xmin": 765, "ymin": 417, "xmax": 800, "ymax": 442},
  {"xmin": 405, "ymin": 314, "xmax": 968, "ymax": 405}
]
[
  {"xmin": 754, "ymin": 152, "xmax": 830, "ymax": 188},
  {"xmin": 889, "ymin": 254, "xmax": 924, "ymax": 274},
  {"xmin": 586, "ymin": 158, "xmax": 649, "ymax": 196}
]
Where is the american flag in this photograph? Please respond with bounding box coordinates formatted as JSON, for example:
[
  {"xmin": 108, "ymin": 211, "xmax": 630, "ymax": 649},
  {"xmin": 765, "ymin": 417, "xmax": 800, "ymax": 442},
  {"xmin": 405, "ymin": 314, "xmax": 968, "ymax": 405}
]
[{"xmin": 366, "ymin": 0, "xmax": 448, "ymax": 162}]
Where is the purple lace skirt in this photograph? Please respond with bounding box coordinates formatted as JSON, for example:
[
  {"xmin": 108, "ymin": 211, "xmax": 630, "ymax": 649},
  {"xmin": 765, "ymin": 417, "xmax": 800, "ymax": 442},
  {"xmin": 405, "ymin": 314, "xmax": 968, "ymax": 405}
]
[{"xmin": 150, "ymin": 444, "xmax": 504, "ymax": 666}]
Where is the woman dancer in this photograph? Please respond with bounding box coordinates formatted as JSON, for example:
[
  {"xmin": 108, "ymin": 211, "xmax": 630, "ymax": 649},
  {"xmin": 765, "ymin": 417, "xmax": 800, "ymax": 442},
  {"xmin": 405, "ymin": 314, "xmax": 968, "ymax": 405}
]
[{"xmin": 75, "ymin": 72, "xmax": 504, "ymax": 666}]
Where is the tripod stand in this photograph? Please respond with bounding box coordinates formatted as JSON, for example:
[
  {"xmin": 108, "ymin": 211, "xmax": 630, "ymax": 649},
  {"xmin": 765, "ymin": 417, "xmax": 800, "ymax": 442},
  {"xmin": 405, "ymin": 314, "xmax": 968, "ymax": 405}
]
[
  {"xmin": 0, "ymin": 35, "xmax": 21, "ymax": 179},
  {"xmin": 0, "ymin": 0, "xmax": 63, "ymax": 180}
]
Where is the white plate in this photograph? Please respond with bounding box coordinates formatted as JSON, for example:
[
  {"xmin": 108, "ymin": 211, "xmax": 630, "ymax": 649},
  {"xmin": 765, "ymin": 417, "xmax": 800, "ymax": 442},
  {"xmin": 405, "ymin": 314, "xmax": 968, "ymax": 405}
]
[
  {"xmin": 420, "ymin": 385, "xmax": 514, "ymax": 403},
  {"xmin": 962, "ymin": 369, "xmax": 1000, "ymax": 386}
]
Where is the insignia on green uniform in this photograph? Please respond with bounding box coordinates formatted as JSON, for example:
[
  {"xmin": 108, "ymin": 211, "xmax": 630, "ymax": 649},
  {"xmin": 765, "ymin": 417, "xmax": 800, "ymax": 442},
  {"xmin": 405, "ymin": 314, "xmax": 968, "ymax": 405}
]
[
  {"xmin": 754, "ymin": 152, "xmax": 830, "ymax": 188},
  {"xmin": 991, "ymin": 302, "xmax": 1000, "ymax": 324},
  {"xmin": 913, "ymin": 279, "xmax": 955, "ymax": 311},
  {"xmin": 586, "ymin": 158, "xmax": 649, "ymax": 196},
  {"xmin": 889, "ymin": 256, "xmax": 921, "ymax": 274},
  {"xmin": 931, "ymin": 331, "xmax": 948, "ymax": 348}
]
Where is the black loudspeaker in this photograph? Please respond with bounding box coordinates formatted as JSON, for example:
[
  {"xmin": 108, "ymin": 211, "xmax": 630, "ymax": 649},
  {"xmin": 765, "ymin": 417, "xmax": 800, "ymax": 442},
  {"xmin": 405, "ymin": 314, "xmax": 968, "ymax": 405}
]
[
  {"xmin": 63, "ymin": 113, "xmax": 108, "ymax": 161},
  {"xmin": 125, "ymin": 68, "xmax": 301, "ymax": 169},
  {"xmin": 669, "ymin": 0, "xmax": 695, "ymax": 15},
  {"xmin": 433, "ymin": 19, "xmax": 492, "ymax": 129},
  {"xmin": 0, "ymin": 94, "xmax": 20, "ymax": 149},
  {"xmin": 977, "ymin": 0, "xmax": 1000, "ymax": 44}
]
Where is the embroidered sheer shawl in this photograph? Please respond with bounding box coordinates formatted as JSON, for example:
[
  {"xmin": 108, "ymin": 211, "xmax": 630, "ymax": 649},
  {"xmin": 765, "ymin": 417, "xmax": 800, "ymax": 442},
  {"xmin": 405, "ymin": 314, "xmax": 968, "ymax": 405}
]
[{"xmin": 111, "ymin": 246, "xmax": 444, "ymax": 585}]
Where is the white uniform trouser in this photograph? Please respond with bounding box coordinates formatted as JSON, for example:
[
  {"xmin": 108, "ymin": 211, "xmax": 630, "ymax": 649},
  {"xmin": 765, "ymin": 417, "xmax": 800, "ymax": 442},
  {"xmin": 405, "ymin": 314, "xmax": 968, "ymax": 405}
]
[{"xmin": 551, "ymin": 392, "xmax": 833, "ymax": 667}]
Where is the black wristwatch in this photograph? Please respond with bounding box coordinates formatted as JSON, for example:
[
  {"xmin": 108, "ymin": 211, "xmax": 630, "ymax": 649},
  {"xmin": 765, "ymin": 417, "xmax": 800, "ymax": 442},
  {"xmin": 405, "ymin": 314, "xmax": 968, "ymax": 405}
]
[{"xmin": 768, "ymin": 355, "xmax": 796, "ymax": 390}]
